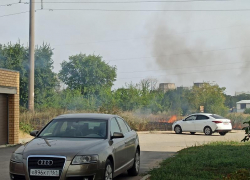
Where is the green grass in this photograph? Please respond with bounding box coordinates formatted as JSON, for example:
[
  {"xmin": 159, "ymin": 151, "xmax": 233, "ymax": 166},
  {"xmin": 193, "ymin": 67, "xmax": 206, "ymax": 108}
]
[
  {"xmin": 19, "ymin": 122, "xmax": 33, "ymax": 134},
  {"xmin": 149, "ymin": 141, "xmax": 250, "ymax": 180}
]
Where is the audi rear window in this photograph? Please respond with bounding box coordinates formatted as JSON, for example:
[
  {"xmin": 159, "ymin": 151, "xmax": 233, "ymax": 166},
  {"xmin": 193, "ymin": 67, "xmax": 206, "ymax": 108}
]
[{"xmin": 210, "ymin": 114, "xmax": 225, "ymax": 119}]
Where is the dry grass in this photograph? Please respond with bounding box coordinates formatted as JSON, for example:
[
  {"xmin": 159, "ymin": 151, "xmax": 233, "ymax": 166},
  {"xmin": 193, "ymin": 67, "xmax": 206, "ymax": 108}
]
[
  {"xmin": 118, "ymin": 111, "xmax": 149, "ymax": 131},
  {"xmin": 226, "ymin": 113, "xmax": 250, "ymax": 130},
  {"xmin": 19, "ymin": 130, "xmax": 32, "ymax": 139},
  {"xmin": 19, "ymin": 109, "xmax": 178, "ymax": 132},
  {"xmin": 20, "ymin": 109, "xmax": 249, "ymax": 133},
  {"xmin": 20, "ymin": 109, "xmax": 92, "ymax": 130}
]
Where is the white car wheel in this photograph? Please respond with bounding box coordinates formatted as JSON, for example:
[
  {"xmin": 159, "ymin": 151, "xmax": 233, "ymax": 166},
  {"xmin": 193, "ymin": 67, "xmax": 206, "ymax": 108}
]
[
  {"xmin": 204, "ymin": 126, "xmax": 212, "ymax": 135},
  {"xmin": 174, "ymin": 126, "xmax": 182, "ymax": 134}
]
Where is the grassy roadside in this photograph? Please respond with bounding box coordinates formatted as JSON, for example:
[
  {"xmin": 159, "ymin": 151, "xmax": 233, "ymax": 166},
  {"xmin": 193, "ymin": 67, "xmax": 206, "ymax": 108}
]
[
  {"xmin": 19, "ymin": 109, "xmax": 181, "ymax": 132},
  {"xmin": 149, "ymin": 141, "xmax": 250, "ymax": 180}
]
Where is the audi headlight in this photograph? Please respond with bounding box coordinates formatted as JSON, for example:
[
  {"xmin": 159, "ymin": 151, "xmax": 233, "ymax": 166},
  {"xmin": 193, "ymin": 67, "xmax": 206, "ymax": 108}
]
[
  {"xmin": 11, "ymin": 153, "xmax": 23, "ymax": 163},
  {"xmin": 72, "ymin": 155, "xmax": 98, "ymax": 165}
]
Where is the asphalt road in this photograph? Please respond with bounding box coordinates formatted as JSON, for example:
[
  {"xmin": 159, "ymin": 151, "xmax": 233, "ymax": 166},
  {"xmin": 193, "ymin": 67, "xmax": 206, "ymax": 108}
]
[{"xmin": 1, "ymin": 130, "xmax": 245, "ymax": 180}]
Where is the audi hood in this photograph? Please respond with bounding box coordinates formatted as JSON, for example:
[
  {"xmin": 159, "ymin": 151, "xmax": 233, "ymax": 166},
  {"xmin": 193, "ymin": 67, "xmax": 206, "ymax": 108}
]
[{"xmin": 16, "ymin": 138, "xmax": 106, "ymax": 160}]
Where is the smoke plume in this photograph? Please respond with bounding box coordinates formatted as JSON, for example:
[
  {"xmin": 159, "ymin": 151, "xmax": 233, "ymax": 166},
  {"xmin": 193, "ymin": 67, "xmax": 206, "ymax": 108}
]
[{"xmin": 148, "ymin": 18, "xmax": 250, "ymax": 94}]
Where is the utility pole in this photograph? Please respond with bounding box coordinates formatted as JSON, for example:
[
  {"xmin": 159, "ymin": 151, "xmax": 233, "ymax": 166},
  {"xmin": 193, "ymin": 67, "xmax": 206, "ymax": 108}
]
[
  {"xmin": 28, "ymin": 0, "xmax": 35, "ymax": 111},
  {"xmin": 41, "ymin": 0, "xmax": 43, "ymax": 9}
]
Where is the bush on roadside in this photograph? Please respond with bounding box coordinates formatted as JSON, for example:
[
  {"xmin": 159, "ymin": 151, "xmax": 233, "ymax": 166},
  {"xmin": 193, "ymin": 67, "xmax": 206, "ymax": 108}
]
[
  {"xmin": 19, "ymin": 109, "xmax": 152, "ymax": 131},
  {"xmin": 19, "ymin": 122, "xmax": 33, "ymax": 134},
  {"xmin": 244, "ymin": 108, "xmax": 250, "ymax": 114},
  {"xmin": 19, "ymin": 108, "xmax": 182, "ymax": 132},
  {"xmin": 118, "ymin": 112, "xmax": 149, "ymax": 131},
  {"xmin": 225, "ymin": 113, "xmax": 250, "ymax": 129}
]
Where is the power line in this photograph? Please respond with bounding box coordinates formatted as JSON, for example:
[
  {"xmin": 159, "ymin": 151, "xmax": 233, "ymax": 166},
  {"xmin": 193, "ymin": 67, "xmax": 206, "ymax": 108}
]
[
  {"xmin": 0, "ymin": 9, "xmax": 43, "ymax": 18},
  {"xmin": 31, "ymin": 0, "xmax": 234, "ymax": 4},
  {"xmin": 50, "ymin": 22, "xmax": 250, "ymax": 47},
  {"xmin": 0, "ymin": 11, "xmax": 29, "ymax": 18},
  {"xmin": 117, "ymin": 66, "xmax": 250, "ymax": 79},
  {"xmin": 118, "ymin": 60, "xmax": 250, "ymax": 74},
  {"xmin": 0, "ymin": 0, "xmax": 235, "ymax": 7},
  {"xmin": 0, "ymin": 1, "xmax": 30, "ymax": 7},
  {"xmin": 105, "ymin": 45, "xmax": 250, "ymax": 62},
  {"xmin": 7, "ymin": 0, "xmax": 234, "ymax": 6},
  {"xmin": 43, "ymin": 8, "xmax": 250, "ymax": 12},
  {"xmin": 0, "ymin": 2, "xmax": 21, "ymax": 7}
]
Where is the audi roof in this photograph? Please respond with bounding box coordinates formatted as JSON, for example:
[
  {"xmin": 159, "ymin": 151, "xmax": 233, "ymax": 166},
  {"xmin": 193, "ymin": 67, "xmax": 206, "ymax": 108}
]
[{"xmin": 54, "ymin": 113, "xmax": 117, "ymax": 120}]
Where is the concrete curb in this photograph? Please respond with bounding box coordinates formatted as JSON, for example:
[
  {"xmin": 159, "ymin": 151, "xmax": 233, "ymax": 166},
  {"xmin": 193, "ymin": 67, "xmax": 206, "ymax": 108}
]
[
  {"xmin": 0, "ymin": 138, "xmax": 33, "ymax": 149},
  {"xmin": 140, "ymin": 174, "xmax": 151, "ymax": 180},
  {"xmin": 137, "ymin": 130, "xmax": 241, "ymax": 134},
  {"xmin": 137, "ymin": 131, "xmax": 173, "ymax": 134},
  {"xmin": 0, "ymin": 144, "xmax": 21, "ymax": 149}
]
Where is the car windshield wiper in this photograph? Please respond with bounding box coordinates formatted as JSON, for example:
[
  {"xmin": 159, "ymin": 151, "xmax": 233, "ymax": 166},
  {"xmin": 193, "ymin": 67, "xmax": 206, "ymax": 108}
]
[{"xmin": 37, "ymin": 137, "xmax": 52, "ymax": 147}]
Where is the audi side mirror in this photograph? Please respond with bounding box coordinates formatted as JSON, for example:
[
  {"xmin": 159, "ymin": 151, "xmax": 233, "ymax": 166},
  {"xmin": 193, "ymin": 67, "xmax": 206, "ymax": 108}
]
[
  {"xmin": 111, "ymin": 132, "xmax": 124, "ymax": 139},
  {"xmin": 30, "ymin": 130, "xmax": 39, "ymax": 137}
]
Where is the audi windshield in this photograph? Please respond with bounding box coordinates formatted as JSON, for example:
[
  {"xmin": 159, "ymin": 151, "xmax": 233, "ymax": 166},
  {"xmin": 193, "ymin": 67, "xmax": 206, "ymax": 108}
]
[{"xmin": 39, "ymin": 119, "xmax": 107, "ymax": 139}]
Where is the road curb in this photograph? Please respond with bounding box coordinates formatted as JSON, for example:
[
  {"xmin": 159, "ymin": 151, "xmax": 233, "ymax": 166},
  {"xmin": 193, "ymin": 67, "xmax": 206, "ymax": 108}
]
[
  {"xmin": 137, "ymin": 131, "xmax": 173, "ymax": 134},
  {"xmin": 140, "ymin": 174, "xmax": 151, "ymax": 180},
  {"xmin": 0, "ymin": 144, "xmax": 20, "ymax": 149}
]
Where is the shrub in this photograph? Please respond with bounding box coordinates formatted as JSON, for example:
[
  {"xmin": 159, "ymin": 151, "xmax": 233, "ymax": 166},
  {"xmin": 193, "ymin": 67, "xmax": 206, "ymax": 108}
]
[
  {"xmin": 244, "ymin": 108, "xmax": 250, "ymax": 114},
  {"xmin": 20, "ymin": 122, "xmax": 33, "ymax": 134},
  {"xmin": 225, "ymin": 113, "xmax": 250, "ymax": 130}
]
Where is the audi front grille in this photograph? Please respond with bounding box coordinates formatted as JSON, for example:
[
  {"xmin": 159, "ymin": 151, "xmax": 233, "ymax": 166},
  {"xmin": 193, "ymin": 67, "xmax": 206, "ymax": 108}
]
[{"xmin": 28, "ymin": 156, "xmax": 66, "ymax": 180}]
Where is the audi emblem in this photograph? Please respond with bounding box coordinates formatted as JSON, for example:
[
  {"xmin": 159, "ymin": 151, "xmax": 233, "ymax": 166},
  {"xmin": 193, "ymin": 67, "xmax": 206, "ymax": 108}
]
[{"xmin": 37, "ymin": 160, "xmax": 53, "ymax": 166}]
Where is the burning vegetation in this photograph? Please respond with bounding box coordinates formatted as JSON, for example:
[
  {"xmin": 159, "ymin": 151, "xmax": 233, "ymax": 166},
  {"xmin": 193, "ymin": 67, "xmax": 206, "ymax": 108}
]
[{"xmin": 158, "ymin": 115, "xmax": 178, "ymax": 123}]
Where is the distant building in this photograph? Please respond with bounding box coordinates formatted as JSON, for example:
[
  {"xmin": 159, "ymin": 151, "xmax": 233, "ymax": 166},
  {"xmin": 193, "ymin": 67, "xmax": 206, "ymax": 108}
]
[
  {"xmin": 193, "ymin": 83, "xmax": 205, "ymax": 88},
  {"xmin": 236, "ymin": 100, "xmax": 250, "ymax": 113},
  {"xmin": 235, "ymin": 91, "xmax": 250, "ymax": 96},
  {"xmin": 159, "ymin": 83, "xmax": 176, "ymax": 93}
]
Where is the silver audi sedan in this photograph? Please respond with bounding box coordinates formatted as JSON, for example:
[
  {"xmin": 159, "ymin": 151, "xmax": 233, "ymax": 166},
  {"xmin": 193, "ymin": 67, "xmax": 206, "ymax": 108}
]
[{"xmin": 9, "ymin": 113, "xmax": 140, "ymax": 180}]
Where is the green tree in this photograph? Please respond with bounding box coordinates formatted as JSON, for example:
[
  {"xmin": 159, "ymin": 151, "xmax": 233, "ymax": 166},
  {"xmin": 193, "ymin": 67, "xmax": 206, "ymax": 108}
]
[
  {"xmin": 187, "ymin": 83, "xmax": 228, "ymax": 115},
  {"xmin": 0, "ymin": 43, "xmax": 28, "ymax": 106},
  {"xmin": 0, "ymin": 42, "xmax": 58, "ymax": 109},
  {"xmin": 146, "ymin": 90, "xmax": 164, "ymax": 114},
  {"xmin": 225, "ymin": 94, "xmax": 250, "ymax": 109},
  {"xmin": 114, "ymin": 83, "xmax": 141, "ymax": 111},
  {"xmin": 34, "ymin": 44, "xmax": 59, "ymax": 109},
  {"xmin": 59, "ymin": 54, "xmax": 116, "ymax": 95},
  {"xmin": 160, "ymin": 90, "xmax": 183, "ymax": 115}
]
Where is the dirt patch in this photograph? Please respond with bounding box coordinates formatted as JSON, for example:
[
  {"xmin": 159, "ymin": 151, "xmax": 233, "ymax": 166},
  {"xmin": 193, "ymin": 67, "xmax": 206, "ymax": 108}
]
[{"xmin": 19, "ymin": 131, "xmax": 32, "ymax": 139}]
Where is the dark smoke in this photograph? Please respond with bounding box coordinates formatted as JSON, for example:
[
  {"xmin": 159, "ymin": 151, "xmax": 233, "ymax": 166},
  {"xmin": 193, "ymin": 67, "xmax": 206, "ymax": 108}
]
[
  {"xmin": 151, "ymin": 25, "xmax": 224, "ymax": 84},
  {"xmin": 148, "ymin": 19, "xmax": 244, "ymax": 91}
]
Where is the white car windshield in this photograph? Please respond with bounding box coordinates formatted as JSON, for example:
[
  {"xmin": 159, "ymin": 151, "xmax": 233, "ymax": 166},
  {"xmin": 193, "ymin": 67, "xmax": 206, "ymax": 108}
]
[{"xmin": 39, "ymin": 119, "xmax": 107, "ymax": 139}]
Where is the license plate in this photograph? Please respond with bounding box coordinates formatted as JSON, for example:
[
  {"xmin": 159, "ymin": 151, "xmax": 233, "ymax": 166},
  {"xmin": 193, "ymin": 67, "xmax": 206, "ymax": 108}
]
[
  {"xmin": 223, "ymin": 122, "xmax": 229, "ymax": 125},
  {"xmin": 30, "ymin": 169, "xmax": 59, "ymax": 176}
]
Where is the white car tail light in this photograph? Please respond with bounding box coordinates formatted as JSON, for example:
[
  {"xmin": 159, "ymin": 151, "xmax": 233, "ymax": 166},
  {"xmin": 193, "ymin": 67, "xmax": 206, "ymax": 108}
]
[{"xmin": 212, "ymin": 121, "xmax": 222, "ymax": 124}]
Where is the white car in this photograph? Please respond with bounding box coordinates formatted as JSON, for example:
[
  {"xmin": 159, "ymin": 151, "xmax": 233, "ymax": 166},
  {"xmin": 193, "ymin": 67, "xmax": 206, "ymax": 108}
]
[{"xmin": 172, "ymin": 113, "xmax": 232, "ymax": 136}]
